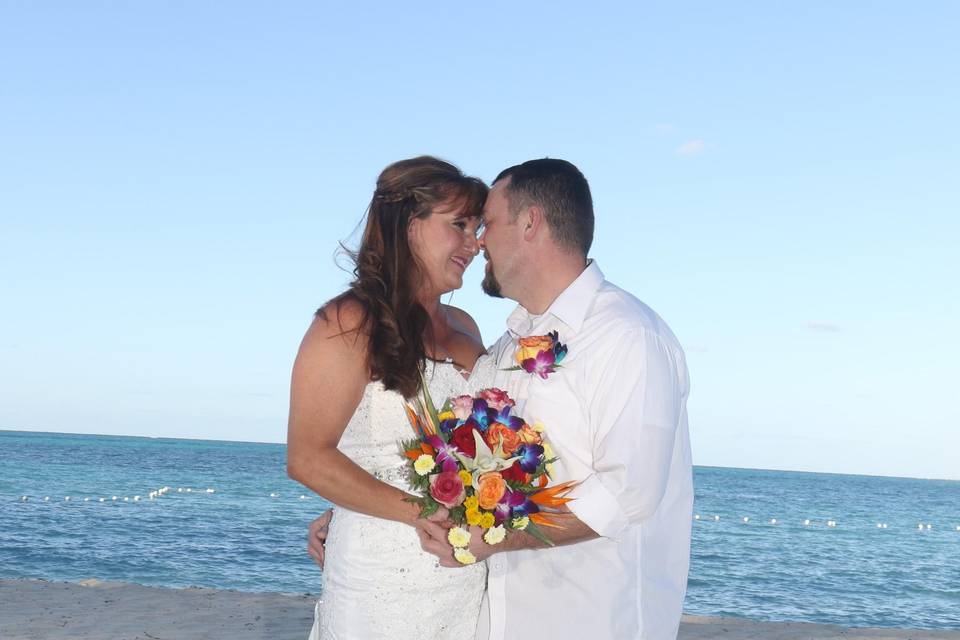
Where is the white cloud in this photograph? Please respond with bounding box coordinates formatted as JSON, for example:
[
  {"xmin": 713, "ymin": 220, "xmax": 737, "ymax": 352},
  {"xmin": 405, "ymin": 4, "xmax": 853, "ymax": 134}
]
[{"xmin": 676, "ymin": 139, "xmax": 708, "ymax": 156}]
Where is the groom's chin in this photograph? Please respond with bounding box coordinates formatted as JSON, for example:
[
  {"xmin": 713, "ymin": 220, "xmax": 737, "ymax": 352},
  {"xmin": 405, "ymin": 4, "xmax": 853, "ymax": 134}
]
[{"xmin": 481, "ymin": 275, "xmax": 504, "ymax": 299}]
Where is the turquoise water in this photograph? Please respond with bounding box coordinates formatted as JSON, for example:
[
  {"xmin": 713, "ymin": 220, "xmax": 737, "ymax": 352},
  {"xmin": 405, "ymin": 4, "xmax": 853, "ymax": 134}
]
[{"xmin": 2, "ymin": 430, "xmax": 958, "ymax": 629}]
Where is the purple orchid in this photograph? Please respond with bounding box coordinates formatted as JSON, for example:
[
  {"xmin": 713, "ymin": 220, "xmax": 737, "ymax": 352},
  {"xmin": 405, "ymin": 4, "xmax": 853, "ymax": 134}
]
[
  {"xmin": 516, "ymin": 443, "xmax": 545, "ymax": 473},
  {"xmin": 469, "ymin": 399, "xmax": 497, "ymax": 432},
  {"xmin": 520, "ymin": 348, "xmax": 558, "ymax": 379},
  {"xmin": 492, "ymin": 405, "xmax": 525, "ymax": 432},
  {"xmin": 494, "ymin": 488, "xmax": 528, "ymax": 525},
  {"xmin": 425, "ymin": 434, "xmax": 460, "ymax": 470}
]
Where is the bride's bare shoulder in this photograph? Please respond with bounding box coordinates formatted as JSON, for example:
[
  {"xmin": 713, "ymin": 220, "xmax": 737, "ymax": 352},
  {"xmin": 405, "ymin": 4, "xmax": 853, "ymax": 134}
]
[
  {"xmin": 443, "ymin": 304, "xmax": 482, "ymax": 345},
  {"xmin": 300, "ymin": 294, "xmax": 370, "ymax": 364}
]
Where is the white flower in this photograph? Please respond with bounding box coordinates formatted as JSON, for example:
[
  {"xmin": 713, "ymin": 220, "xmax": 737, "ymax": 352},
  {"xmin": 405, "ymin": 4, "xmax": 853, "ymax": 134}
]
[
  {"xmin": 483, "ymin": 525, "xmax": 506, "ymax": 545},
  {"xmin": 447, "ymin": 526, "xmax": 472, "ymax": 548},
  {"xmin": 413, "ymin": 454, "xmax": 435, "ymax": 476},
  {"xmin": 454, "ymin": 430, "xmax": 520, "ymax": 486},
  {"xmin": 454, "ymin": 548, "xmax": 477, "ymax": 565}
]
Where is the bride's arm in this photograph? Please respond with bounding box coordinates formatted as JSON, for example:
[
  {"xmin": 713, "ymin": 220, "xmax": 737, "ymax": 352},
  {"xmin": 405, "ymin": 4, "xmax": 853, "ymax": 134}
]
[{"xmin": 286, "ymin": 301, "xmax": 421, "ymax": 525}]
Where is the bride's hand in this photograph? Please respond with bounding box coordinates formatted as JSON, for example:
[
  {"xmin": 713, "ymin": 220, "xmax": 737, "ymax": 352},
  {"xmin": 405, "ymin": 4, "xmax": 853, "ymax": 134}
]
[{"xmin": 307, "ymin": 509, "xmax": 333, "ymax": 568}]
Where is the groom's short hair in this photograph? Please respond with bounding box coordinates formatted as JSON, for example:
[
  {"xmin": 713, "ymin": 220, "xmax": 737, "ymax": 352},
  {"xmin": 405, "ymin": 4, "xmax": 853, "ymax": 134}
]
[{"xmin": 493, "ymin": 158, "xmax": 594, "ymax": 256}]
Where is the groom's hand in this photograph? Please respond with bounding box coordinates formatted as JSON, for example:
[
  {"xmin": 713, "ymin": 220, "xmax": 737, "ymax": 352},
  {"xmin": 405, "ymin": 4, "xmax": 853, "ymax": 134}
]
[{"xmin": 307, "ymin": 509, "xmax": 333, "ymax": 569}]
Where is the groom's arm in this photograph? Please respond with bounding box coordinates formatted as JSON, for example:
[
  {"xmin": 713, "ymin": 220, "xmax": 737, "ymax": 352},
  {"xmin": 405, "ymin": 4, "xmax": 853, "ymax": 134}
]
[{"xmin": 564, "ymin": 327, "xmax": 687, "ymax": 541}]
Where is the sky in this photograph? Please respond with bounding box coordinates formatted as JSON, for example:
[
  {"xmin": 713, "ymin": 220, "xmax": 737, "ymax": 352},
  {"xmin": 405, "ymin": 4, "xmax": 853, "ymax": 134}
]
[{"xmin": 1, "ymin": 2, "xmax": 958, "ymax": 480}]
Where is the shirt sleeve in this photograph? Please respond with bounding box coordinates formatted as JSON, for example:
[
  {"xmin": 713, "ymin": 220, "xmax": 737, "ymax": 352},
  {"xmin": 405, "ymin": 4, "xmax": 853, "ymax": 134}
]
[{"xmin": 568, "ymin": 328, "xmax": 687, "ymax": 540}]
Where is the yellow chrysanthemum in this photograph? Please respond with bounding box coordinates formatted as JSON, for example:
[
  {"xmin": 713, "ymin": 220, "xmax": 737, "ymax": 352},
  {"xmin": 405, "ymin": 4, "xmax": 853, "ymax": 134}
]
[
  {"xmin": 447, "ymin": 526, "xmax": 471, "ymax": 548},
  {"xmin": 483, "ymin": 525, "xmax": 506, "ymax": 545},
  {"xmin": 464, "ymin": 495, "xmax": 479, "ymax": 510},
  {"xmin": 459, "ymin": 470, "xmax": 473, "ymax": 487},
  {"xmin": 438, "ymin": 411, "xmax": 455, "ymax": 422},
  {"xmin": 511, "ymin": 516, "xmax": 529, "ymax": 530},
  {"xmin": 453, "ymin": 548, "xmax": 477, "ymax": 565},
  {"xmin": 479, "ymin": 512, "xmax": 495, "ymax": 529},
  {"xmin": 466, "ymin": 508, "xmax": 482, "ymax": 526},
  {"xmin": 532, "ymin": 420, "xmax": 546, "ymax": 433},
  {"xmin": 413, "ymin": 454, "xmax": 435, "ymax": 476}
]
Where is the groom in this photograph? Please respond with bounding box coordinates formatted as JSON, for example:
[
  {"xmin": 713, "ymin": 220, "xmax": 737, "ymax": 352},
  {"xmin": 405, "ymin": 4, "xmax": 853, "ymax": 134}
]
[{"xmin": 310, "ymin": 159, "xmax": 693, "ymax": 639}]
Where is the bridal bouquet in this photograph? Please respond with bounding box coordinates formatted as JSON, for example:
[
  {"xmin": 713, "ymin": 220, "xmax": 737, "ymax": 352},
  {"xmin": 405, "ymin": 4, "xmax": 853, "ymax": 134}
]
[{"xmin": 401, "ymin": 384, "xmax": 576, "ymax": 564}]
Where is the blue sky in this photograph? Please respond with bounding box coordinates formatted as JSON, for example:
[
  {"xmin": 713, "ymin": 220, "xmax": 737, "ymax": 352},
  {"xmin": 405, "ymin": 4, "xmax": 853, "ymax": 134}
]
[{"xmin": 2, "ymin": 2, "xmax": 957, "ymax": 479}]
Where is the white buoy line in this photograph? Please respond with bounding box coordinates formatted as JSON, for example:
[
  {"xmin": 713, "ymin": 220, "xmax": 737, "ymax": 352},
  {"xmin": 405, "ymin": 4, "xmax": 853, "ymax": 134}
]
[
  {"xmin": 17, "ymin": 486, "xmax": 223, "ymax": 504},
  {"xmin": 693, "ymin": 514, "xmax": 958, "ymax": 532},
  {"xmin": 16, "ymin": 487, "xmax": 318, "ymax": 504}
]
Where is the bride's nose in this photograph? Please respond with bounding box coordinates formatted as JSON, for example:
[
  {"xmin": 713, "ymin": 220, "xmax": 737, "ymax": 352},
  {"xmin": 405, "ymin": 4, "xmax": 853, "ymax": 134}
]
[{"xmin": 464, "ymin": 233, "xmax": 480, "ymax": 256}]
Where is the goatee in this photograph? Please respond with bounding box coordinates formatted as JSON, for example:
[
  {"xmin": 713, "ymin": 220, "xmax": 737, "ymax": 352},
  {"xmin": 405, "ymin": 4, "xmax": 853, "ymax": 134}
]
[{"xmin": 482, "ymin": 267, "xmax": 503, "ymax": 298}]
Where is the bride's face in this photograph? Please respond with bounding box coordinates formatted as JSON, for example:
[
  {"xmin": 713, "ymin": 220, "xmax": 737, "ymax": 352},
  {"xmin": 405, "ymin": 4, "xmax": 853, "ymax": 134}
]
[{"xmin": 407, "ymin": 199, "xmax": 482, "ymax": 298}]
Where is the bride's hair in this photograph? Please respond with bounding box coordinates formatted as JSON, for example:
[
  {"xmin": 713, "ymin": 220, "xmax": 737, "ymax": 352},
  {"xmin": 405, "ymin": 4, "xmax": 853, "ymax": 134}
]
[{"xmin": 322, "ymin": 156, "xmax": 487, "ymax": 398}]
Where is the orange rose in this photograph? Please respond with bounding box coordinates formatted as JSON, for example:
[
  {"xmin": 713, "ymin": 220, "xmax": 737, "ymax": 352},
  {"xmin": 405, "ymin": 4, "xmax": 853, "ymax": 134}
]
[
  {"xmin": 485, "ymin": 423, "xmax": 522, "ymax": 456},
  {"xmin": 476, "ymin": 472, "xmax": 507, "ymax": 510},
  {"xmin": 517, "ymin": 424, "xmax": 542, "ymax": 446},
  {"xmin": 514, "ymin": 335, "xmax": 553, "ymax": 365}
]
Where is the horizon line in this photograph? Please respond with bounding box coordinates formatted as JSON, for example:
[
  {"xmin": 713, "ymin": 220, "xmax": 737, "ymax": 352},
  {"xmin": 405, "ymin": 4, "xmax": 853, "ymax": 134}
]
[{"xmin": 3, "ymin": 427, "xmax": 957, "ymax": 483}]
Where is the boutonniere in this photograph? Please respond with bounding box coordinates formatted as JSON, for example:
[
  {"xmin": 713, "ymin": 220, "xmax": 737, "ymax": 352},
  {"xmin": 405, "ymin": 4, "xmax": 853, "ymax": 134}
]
[{"xmin": 503, "ymin": 330, "xmax": 568, "ymax": 379}]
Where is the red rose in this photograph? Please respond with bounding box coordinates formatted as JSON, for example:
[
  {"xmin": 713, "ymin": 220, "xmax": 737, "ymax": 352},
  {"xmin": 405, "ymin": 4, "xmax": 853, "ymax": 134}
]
[
  {"xmin": 429, "ymin": 470, "xmax": 465, "ymax": 508},
  {"xmin": 450, "ymin": 424, "xmax": 480, "ymax": 457},
  {"xmin": 478, "ymin": 388, "xmax": 515, "ymax": 412},
  {"xmin": 500, "ymin": 460, "xmax": 530, "ymax": 485}
]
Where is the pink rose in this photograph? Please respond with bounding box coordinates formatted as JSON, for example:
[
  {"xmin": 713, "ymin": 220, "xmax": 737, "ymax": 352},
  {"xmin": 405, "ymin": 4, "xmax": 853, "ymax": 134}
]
[
  {"xmin": 478, "ymin": 388, "xmax": 515, "ymax": 412},
  {"xmin": 429, "ymin": 470, "xmax": 465, "ymax": 508},
  {"xmin": 451, "ymin": 395, "xmax": 474, "ymax": 421}
]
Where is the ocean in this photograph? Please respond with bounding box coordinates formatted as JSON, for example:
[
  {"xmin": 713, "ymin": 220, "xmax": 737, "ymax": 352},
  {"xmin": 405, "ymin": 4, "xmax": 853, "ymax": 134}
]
[{"xmin": 2, "ymin": 430, "xmax": 958, "ymax": 630}]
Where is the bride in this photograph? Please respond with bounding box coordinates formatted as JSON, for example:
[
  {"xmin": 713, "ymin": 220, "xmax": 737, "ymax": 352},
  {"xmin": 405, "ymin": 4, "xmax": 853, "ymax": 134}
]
[{"xmin": 287, "ymin": 156, "xmax": 491, "ymax": 639}]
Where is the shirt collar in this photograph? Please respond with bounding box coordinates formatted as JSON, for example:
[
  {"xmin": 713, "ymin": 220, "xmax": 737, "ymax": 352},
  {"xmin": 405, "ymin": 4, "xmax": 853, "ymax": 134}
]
[{"xmin": 506, "ymin": 260, "xmax": 605, "ymax": 337}]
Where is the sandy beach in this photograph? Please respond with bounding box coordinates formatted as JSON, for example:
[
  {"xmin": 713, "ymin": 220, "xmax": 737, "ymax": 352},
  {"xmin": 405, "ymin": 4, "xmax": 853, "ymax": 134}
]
[{"xmin": 2, "ymin": 578, "xmax": 958, "ymax": 640}]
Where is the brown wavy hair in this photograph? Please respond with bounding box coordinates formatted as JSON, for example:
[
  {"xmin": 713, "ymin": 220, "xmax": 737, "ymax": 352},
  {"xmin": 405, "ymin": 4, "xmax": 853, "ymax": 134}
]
[{"xmin": 322, "ymin": 156, "xmax": 487, "ymax": 398}]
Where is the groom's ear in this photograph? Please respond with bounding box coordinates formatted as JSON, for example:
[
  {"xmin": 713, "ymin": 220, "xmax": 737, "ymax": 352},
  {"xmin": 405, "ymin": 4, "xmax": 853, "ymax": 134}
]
[{"xmin": 522, "ymin": 205, "xmax": 544, "ymax": 242}]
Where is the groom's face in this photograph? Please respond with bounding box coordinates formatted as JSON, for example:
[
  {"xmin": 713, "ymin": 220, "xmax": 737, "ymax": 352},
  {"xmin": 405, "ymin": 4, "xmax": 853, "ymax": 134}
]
[{"xmin": 479, "ymin": 179, "xmax": 520, "ymax": 299}]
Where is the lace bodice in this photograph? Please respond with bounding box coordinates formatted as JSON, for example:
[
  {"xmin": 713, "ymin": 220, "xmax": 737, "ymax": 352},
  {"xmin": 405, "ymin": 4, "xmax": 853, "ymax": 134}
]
[{"xmin": 311, "ymin": 355, "xmax": 495, "ymax": 640}]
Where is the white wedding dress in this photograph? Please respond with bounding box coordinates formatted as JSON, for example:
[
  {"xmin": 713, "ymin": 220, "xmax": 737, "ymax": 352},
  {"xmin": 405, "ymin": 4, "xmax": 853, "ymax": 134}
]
[{"xmin": 309, "ymin": 355, "xmax": 495, "ymax": 639}]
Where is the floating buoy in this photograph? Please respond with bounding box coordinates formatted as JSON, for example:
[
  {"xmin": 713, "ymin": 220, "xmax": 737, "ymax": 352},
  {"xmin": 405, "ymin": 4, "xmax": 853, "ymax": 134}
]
[
  {"xmin": 206, "ymin": 488, "xmax": 215, "ymax": 494},
  {"xmin": 926, "ymin": 524, "xmax": 933, "ymax": 530},
  {"xmin": 743, "ymin": 517, "xmax": 750, "ymax": 523},
  {"xmin": 83, "ymin": 497, "xmax": 90, "ymax": 502},
  {"xmin": 694, "ymin": 514, "xmax": 701, "ymax": 520},
  {"xmin": 20, "ymin": 496, "xmax": 27, "ymax": 502},
  {"xmin": 112, "ymin": 496, "xmax": 118, "ymax": 501},
  {"xmin": 270, "ymin": 492, "xmax": 279, "ymax": 498},
  {"xmin": 186, "ymin": 488, "xmax": 192, "ymax": 493},
  {"xmin": 43, "ymin": 496, "xmax": 50, "ymax": 502},
  {"xmin": 65, "ymin": 496, "xmax": 71, "ymax": 502},
  {"xmin": 713, "ymin": 515, "xmax": 720, "ymax": 521},
  {"xmin": 133, "ymin": 496, "xmax": 140, "ymax": 501},
  {"xmin": 804, "ymin": 519, "xmax": 811, "ymax": 526},
  {"xmin": 770, "ymin": 518, "xmax": 777, "ymax": 525},
  {"xmin": 99, "ymin": 498, "xmax": 105, "ymax": 503}
]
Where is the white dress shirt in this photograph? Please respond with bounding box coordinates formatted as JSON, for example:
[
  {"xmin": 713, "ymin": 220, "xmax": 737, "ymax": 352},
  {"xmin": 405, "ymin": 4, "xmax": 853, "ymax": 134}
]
[{"xmin": 478, "ymin": 261, "xmax": 693, "ymax": 640}]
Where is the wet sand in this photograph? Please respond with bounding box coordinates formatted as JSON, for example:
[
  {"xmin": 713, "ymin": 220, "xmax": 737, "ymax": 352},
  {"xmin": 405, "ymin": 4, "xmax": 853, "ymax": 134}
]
[{"xmin": 2, "ymin": 578, "xmax": 957, "ymax": 639}]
